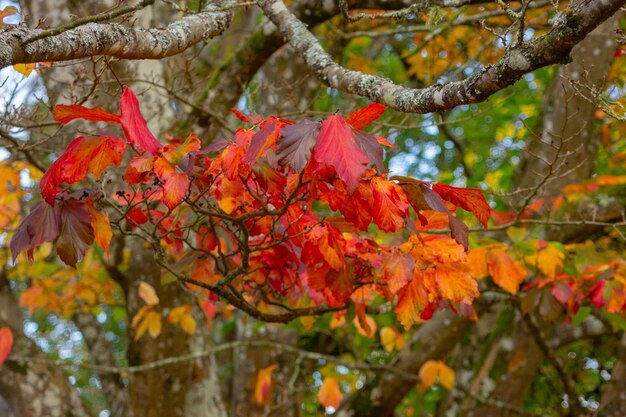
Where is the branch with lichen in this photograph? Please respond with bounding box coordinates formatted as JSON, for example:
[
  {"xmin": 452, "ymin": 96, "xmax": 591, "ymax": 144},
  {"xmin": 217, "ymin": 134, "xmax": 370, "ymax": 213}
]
[
  {"xmin": 0, "ymin": 1, "xmax": 233, "ymax": 68},
  {"xmin": 259, "ymin": 0, "xmax": 625, "ymax": 114}
]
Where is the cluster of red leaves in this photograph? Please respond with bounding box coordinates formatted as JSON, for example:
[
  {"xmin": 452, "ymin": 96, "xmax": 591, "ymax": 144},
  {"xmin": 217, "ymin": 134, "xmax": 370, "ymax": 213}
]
[{"xmin": 11, "ymin": 88, "xmax": 493, "ymax": 327}]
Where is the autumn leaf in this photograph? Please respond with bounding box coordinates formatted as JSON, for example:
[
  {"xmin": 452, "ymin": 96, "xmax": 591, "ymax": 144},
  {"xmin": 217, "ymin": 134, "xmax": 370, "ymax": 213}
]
[
  {"xmin": 313, "ymin": 115, "xmax": 368, "ymax": 192},
  {"xmin": 132, "ymin": 306, "xmax": 162, "ymax": 340},
  {"xmin": 39, "ymin": 135, "xmax": 126, "ymax": 205},
  {"xmin": 162, "ymin": 173, "xmax": 190, "ymax": 209},
  {"xmin": 244, "ymin": 119, "xmax": 282, "ymax": 164},
  {"xmin": 419, "ymin": 360, "xmax": 455, "ymax": 391},
  {"xmin": 276, "ymin": 119, "xmax": 320, "ymax": 173},
  {"xmin": 54, "ymin": 104, "xmax": 121, "ymax": 124},
  {"xmin": 371, "ymin": 177, "xmax": 409, "ymax": 232},
  {"xmin": 537, "ymin": 243, "xmax": 565, "ymax": 277},
  {"xmin": 395, "ymin": 269, "xmax": 430, "ymax": 330},
  {"xmin": 168, "ymin": 305, "xmax": 197, "ymax": 334},
  {"xmin": 10, "ymin": 201, "xmax": 61, "ymax": 263},
  {"xmin": 138, "ymin": 281, "xmax": 160, "ymax": 305},
  {"xmin": 380, "ymin": 326, "xmax": 405, "ymax": 352},
  {"xmin": 487, "ymin": 247, "xmax": 527, "ymax": 295},
  {"xmin": 432, "ymin": 183, "xmax": 491, "ymax": 229},
  {"xmin": 353, "ymin": 130, "xmax": 384, "ymax": 173},
  {"xmin": 0, "ymin": 327, "xmax": 12, "ymax": 366},
  {"xmin": 435, "ymin": 264, "xmax": 478, "ymax": 304},
  {"xmin": 56, "ymin": 199, "xmax": 95, "ymax": 268},
  {"xmin": 87, "ymin": 202, "xmax": 112, "ymax": 255},
  {"xmin": 393, "ymin": 177, "xmax": 470, "ymax": 249},
  {"xmin": 382, "ymin": 251, "xmax": 414, "ymax": 294},
  {"xmin": 254, "ymin": 364, "xmax": 278, "ymax": 405},
  {"xmin": 346, "ymin": 103, "xmax": 387, "ymax": 130},
  {"xmin": 120, "ymin": 87, "xmax": 162, "ymax": 154},
  {"xmin": 319, "ymin": 377, "xmax": 343, "ymax": 409}
]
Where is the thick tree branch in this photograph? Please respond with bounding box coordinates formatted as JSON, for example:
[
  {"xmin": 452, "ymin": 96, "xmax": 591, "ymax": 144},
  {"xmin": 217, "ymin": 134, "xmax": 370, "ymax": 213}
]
[
  {"xmin": 259, "ymin": 0, "xmax": 625, "ymax": 114},
  {"xmin": 0, "ymin": 2, "xmax": 233, "ymax": 68}
]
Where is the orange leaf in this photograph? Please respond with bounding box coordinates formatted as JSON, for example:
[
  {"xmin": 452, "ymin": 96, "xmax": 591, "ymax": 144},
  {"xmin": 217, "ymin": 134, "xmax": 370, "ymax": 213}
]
[
  {"xmin": 254, "ymin": 364, "xmax": 278, "ymax": 405},
  {"xmin": 383, "ymin": 251, "xmax": 414, "ymax": 294},
  {"xmin": 0, "ymin": 327, "xmax": 13, "ymax": 366},
  {"xmin": 419, "ymin": 360, "xmax": 455, "ymax": 391},
  {"xmin": 168, "ymin": 305, "xmax": 197, "ymax": 334},
  {"xmin": 319, "ymin": 377, "xmax": 343, "ymax": 409},
  {"xmin": 87, "ymin": 202, "xmax": 112, "ymax": 255},
  {"xmin": 487, "ymin": 248, "xmax": 527, "ymax": 295},
  {"xmin": 162, "ymin": 173, "xmax": 190, "ymax": 209},
  {"xmin": 395, "ymin": 269, "xmax": 430, "ymax": 330},
  {"xmin": 466, "ymin": 247, "xmax": 488, "ymax": 279},
  {"xmin": 371, "ymin": 177, "xmax": 409, "ymax": 232},
  {"xmin": 435, "ymin": 264, "xmax": 479, "ymax": 304}
]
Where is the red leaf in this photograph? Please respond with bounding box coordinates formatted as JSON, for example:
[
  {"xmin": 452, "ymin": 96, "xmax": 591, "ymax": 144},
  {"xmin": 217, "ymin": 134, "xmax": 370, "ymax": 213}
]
[
  {"xmin": 276, "ymin": 120, "xmax": 320, "ymax": 172},
  {"xmin": 54, "ymin": 104, "xmax": 121, "ymax": 124},
  {"xmin": 346, "ymin": 103, "xmax": 386, "ymax": 130},
  {"xmin": 432, "ymin": 183, "xmax": 491, "ymax": 229},
  {"xmin": 10, "ymin": 201, "xmax": 61, "ymax": 262},
  {"xmin": 40, "ymin": 135, "xmax": 126, "ymax": 205},
  {"xmin": 371, "ymin": 177, "xmax": 409, "ymax": 232},
  {"xmin": 0, "ymin": 327, "xmax": 12, "ymax": 366},
  {"xmin": 244, "ymin": 119, "xmax": 281, "ymax": 164},
  {"xmin": 56, "ymin": 199, "xmax": 95, "ymax": 267},
  {"xmin": 120, "ymin": 87, "xmax": 162, "ymax": 154},
  {"xmin": 231, "ymin": 108, "xmax": 252, "ymax": 123},
  {"xmin": 313, "ymin": 115, "xmax": 368, "ymax": 192}
]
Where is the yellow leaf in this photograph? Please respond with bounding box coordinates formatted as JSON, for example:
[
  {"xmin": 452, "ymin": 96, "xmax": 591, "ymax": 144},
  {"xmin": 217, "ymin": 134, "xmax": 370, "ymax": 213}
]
[
  {"xmin": 168, "ymin": 305, "xmax": 197, "ymax": 335},
  {"xmin": 318, "ymin": 377, "xmax": 343, "ymax": 409},
  {"xmin": 138, "ymin": 281, "xmax": 159, "ymax": 305},
  {"xmin": 13, "ymin": 63, "xmax": 37, "ymax": 77},
  {"xmin": 254, "ymin": 364, "xmax": 277, "ymax": 405},
  {"xmin": 132, "ymin": 306, "xmax": 162, "ymax": 340},
  {"xmin": 537, "ymin": 244, "xmax": 564, "ymax": 277},
  {"xmin": 380, "ymin": 326, "xmax": 404, "ymax": 352}
]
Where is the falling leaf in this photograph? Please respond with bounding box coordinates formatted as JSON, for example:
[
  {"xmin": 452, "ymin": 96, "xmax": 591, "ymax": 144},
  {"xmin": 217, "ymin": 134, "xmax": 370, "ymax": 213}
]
[
  {"xmin": 138, "ymin": 281, "xmax": 160, "ymax": 305},
  {"xmin": 254, "ymin": 364, "xmax": 278, "ymax": 405},
  {"xmin": 0, "ymin": 327, "xmax": 13, "ymax": 366},
  {"xmin": 319, "ymin": 377, "xmax": 343, "ymax": 409}
]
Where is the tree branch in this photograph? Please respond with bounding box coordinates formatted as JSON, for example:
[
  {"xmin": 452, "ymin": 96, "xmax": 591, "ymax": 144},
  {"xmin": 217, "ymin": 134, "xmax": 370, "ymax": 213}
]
[
  {"xmin": 259, "ymin": 0, "xmax": 625, "ymax": 114},
  {"xmin": 0, "ymin": 2, "xmax": 233, "ymax": 68}
]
